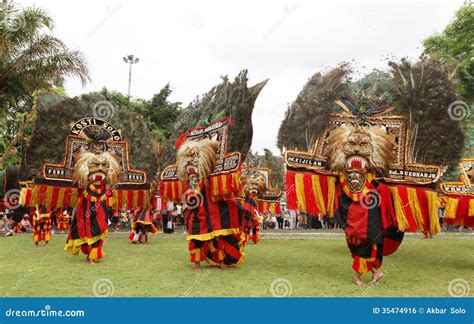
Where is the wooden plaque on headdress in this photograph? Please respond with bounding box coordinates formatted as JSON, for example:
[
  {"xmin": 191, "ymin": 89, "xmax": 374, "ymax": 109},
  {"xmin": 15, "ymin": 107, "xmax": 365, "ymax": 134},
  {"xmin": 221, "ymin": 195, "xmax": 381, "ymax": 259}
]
[
  {"xmin": 162, "ymin": 118, "xmax": 240, "ymax": 182},
  {"xmin": 241, "ymin": 166, "xmax": 282, "ymax": 200},
  {"xmin": 42, "ymin": 118, "xmax": 146, "ymax": 185},
  {"xmin": 440, "ymin": 159, "xmax": 474, "ymax": 195}
]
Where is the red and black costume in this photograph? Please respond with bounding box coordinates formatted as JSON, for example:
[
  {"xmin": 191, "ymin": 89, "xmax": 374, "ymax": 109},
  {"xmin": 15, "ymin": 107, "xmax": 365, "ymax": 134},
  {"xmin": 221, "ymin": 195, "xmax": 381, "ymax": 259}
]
[
  {"xmin": 129, "ymin": 208, "xmax": 157, "ymax": 243},
  {"xmin": 185, "ymin": 184, "xmax": 245, "ymax": 266},
  {"xmin": 334, "ymin": 173, "xmax": 403, "ymax": 273},
  {"xmin": 64, "ymin": 183, "xmax": 112, "ymax": 261},
  {"xmin": 240, "ymin": 194, "xmax": 260, "ymax": 244},
  {"xmin": 56, "ymin": 208, "xmax": 71, "ymax": 230},
  {"xmin": 32, "ymin": 205, "xmax": 52, "ymax": 244}
]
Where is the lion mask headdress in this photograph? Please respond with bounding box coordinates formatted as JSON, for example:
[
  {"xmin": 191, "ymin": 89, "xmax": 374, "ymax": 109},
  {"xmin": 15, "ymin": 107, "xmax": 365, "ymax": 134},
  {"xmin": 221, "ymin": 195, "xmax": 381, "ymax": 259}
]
[
  {"xmin": 326, "ymin": 124, "xmax": 395, "ymax": 176},
  {"xmin": 73, "ymin": 152, "xmax": 121, "ymax": 188},
  {"xmin": 241, "ymin": 172, "xmax": 267, "ymax": 197},
  {"xmin": 176, "ymin": 139, "xmax": 220, "ymax": 189}
]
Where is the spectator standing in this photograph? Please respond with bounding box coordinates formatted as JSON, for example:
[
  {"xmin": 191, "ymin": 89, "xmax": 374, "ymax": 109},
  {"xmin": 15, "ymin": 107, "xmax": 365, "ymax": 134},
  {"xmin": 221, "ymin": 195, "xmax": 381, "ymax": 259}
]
[
  {"xmin": 276, "ymin": 213, "xmax": 284, "ymax": 229},
  {"xmin": 176, "ymin": 204, "xmax": 183, "ymax": 225}
]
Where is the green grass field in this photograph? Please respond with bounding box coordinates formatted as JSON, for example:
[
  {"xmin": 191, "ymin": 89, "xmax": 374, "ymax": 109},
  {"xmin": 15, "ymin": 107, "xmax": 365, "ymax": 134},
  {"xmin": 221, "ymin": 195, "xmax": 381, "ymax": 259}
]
[{"xmin": 1, "ymin": 232, "xmax": 473, "ymax": 297}]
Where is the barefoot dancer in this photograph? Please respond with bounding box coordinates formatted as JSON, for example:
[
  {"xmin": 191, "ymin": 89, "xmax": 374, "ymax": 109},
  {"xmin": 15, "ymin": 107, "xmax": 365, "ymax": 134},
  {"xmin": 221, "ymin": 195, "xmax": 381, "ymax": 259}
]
[
  {"xmin": 64, "ymin": 151, "xmax": 120, "ymax": 264},
  {"xmin": 285, "ymin": 96, "xmax": 440, "ymax": 286}
]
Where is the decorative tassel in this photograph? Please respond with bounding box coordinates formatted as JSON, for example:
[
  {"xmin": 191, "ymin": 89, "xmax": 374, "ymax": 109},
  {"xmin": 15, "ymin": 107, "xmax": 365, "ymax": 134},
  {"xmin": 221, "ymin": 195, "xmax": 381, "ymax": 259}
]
[
  {"xmin": 295, "ymin": 173, "xmax": 307, "ymax": 213},
  {"xmin": 423, "ymin": 190, "xmax": 440, "ymax": 234},
  {"xmin": 407, "ymin": 187, "xmax": 424, "ymax": 231},
  {"xmin": 303, "ymin": 173, "xmax": 318, "ymax": 215},
  {"xmin": 445, "ymin": 197, "xmax": 459, "ymax": 219}
]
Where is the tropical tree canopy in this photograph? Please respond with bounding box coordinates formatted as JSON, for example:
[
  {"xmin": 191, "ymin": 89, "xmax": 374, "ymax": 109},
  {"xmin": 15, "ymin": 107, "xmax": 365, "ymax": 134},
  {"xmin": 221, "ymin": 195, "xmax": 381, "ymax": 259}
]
[
  {"xmin": 424, "ymin": 1, "xmax": 474, "ymax": 101},
  {"xmin": 0, "ymin": 0, "xmax": 90, "ymax": 169}
]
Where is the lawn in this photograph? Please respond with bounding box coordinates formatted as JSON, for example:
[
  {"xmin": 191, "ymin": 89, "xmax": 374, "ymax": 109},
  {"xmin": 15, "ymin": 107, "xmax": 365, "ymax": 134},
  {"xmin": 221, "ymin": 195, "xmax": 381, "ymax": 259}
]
[{"xmin": 0, "ymin": 231, "xmax": 473, "ymax": 297}]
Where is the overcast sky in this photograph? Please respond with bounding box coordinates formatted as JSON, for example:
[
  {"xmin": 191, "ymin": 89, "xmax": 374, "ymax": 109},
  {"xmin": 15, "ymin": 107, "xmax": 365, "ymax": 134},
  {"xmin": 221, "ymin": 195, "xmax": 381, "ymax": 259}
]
[{"xmin": 19, "ymin": 0, "xmax": 464, "ymax": 154}]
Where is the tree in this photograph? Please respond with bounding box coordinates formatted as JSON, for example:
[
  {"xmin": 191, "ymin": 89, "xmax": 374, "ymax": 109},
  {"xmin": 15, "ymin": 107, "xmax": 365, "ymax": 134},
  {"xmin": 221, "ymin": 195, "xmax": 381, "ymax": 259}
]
[
  {"xmin": 135, "ymin": 84, "xmax": 182, "ymax": 142},
  {"xmin": 99, "ymin": 85, "xmax": 182, "ymax": 142},
  {"xmin": 424, "ymin": 1, "xmax": 473, "ymax": 159},
  {"xmin": 255, "ymin": 149, "xmax": 285, "ymax": 189},
  {"xmin": 99, "ymin": 86, "xmax": 182, "ymax": 163},
  {"xmin": 423, "ymin": 1, "xmax": 474, "ymax": 100},
  {"xmin": 0, "ymin": 0, "xmax": 90, "ymax": 168}
]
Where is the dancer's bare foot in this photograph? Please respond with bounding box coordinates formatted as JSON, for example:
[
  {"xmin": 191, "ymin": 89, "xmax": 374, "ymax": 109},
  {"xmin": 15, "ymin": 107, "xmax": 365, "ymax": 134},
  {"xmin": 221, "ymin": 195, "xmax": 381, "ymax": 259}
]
[
  {"xmin": 220, "ymin": 263, "xmax": 227, "ymax": 270},
  {"xmin": 369, "ymin": 269, "xmax": 384, "ymax": 284},
  {"xmin": 35, "ymin": 242, "xmax": 39, "ymax": 247},
  {"xmin": 354, "ymin": 272, "xmax": 364, "ymax": 287},
  {"xmin": 192, "ymin": 262, "xmax": 200, "ymax": 269}
]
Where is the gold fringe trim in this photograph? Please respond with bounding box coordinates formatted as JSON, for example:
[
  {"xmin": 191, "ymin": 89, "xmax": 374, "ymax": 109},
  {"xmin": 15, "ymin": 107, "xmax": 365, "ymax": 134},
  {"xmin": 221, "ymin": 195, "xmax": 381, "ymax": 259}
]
[
  {"xmin": 88, "ymin": 247, "xmax": 105, "ymax": 261},
  {"xmin": 426, "ymin": 190, "xmax": 441, "ymax": 235},
  {"xmin": 186, "ymin": 228, "xmax": 241, "ymax": 241},
  {"xmin": 327, "ymin": 176, "xmax": 336, "ymax": 216},
  {"xmin": 64, "ymin": 231, "xmax": 108, "ymax": 255},
  {"xmin": 295, "ymin": 173, "xmax": 306, "ymax": 213},
  {"xmin": 389, "ymin": 187, "xmax": 409, "ymax": 231},
  {"xmin": 407, "ymin": 187, "xmax": 424, "ymax": 231},
  {"xmin": 445, "ymin": 197, "xmax": 459, "ymax": 219}
]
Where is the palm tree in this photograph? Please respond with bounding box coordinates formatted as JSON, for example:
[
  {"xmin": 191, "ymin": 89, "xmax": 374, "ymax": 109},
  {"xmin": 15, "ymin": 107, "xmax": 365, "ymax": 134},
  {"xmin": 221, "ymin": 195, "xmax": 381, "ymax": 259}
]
[{"xmin": 0, "ymin": 0, "xmax": 90, "ymax": 166}]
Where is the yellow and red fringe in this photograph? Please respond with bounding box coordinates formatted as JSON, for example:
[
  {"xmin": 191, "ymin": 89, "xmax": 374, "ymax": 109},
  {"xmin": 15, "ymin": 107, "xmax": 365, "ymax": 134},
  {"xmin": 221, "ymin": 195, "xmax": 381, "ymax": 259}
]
[
  {"xmin": 20, "ymin": 185, "xmax": 150, "ymax": 210},
  {"xmin": 64, "ymin": 231, "xmax": 108, "ymax": 256},
  {"xmin": 286, "ymin": 170, "xmax": 336, "ymax": 216},
  {"xmin": 445, "ymin": 195, "xmax": 474, "ymax": 227},
  {"xmin": 388, "ymin": 186, "xmax": 440, "ymax": 235},
  {"xmin": 186, "ymin": 228, "xmax": 241, "ymax": 241},
  {"xmin": 258, "ymin": 200, "xmax": 282, "ymax": 214},
  {"xmin": 286, "ymin": 170, "xmax": 440, "ymax": 235},
  {"xmin": 160, "ymin": 171, "xmax": 241, "ymax": 203}
]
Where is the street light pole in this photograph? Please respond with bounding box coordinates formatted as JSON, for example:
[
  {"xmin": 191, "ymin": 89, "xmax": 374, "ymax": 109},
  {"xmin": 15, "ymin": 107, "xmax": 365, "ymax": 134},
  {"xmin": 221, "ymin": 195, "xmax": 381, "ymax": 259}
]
[{"xmin": 123, "ymin": 54, "xmax": 139, "ymax": 97}]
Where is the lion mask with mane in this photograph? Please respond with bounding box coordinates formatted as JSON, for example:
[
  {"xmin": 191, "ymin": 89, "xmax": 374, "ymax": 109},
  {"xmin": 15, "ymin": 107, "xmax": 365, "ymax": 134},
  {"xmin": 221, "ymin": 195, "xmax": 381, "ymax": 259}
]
[
  {"xmin": 176, "ymin": 139, "xmax": 220, "ymax": 189},
  {"xmin": 73, "ymin": 152, "xmax": 121, "ymax": 188},
  {"xmin": 326, "ymin": 124, "xmax": 395, "ymax": 176},
  {"xmin": 241, "ymin": 173, "xmax": 267, "ymax": 197}
]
